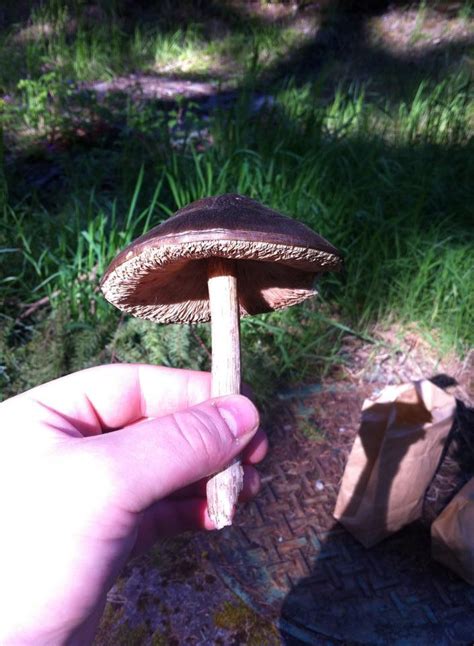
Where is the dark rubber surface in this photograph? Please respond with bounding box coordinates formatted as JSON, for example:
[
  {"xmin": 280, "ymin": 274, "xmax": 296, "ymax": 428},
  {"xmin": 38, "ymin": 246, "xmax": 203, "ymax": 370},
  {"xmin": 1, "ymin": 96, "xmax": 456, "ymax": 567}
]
[{"xmin": 202, "ymin": 386, "xmax": 474, "ymax": 645}]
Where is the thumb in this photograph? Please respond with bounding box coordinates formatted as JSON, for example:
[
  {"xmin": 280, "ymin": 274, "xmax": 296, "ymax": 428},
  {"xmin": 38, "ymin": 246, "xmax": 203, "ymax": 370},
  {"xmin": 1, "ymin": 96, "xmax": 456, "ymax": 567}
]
[{"xmin": 86, "ymin": 395, "xmax": 259, "ymax": 512}]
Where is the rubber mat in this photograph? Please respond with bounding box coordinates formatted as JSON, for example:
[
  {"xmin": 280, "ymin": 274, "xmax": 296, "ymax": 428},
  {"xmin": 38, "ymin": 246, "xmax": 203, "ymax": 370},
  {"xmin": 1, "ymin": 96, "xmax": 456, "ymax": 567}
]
[{"xmin": 201, "ymin": 387, "xmax": 474, "ymax": 645}]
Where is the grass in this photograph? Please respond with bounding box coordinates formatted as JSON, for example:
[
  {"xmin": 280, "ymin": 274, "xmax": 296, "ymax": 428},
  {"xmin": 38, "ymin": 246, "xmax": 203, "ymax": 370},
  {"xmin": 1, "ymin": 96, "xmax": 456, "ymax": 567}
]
[
  {"xmin": 0, "ymin": 2, "xmax": 305, "ymax": 90},
  {"xmin": 409, "ymin": 0, "xmax": 429, "ymax": 46},
  {"xmin": 0, "ymin": 2, "xmax": 473, "ymax": 401}
]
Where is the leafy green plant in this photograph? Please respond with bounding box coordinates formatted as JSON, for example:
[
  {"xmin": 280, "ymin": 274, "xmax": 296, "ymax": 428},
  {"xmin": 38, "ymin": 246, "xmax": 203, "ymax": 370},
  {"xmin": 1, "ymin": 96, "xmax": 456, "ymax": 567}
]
[
  {"xmin": 16, "ymin": 71, "xmax": 78, "ymax": 137},
  {"xmin": 17, "ymin": 74, "xmax": 56, "ymax": 130},
  {"xmin": 110, "ymin": 318, "xmax": 209, "ymax": 371}
]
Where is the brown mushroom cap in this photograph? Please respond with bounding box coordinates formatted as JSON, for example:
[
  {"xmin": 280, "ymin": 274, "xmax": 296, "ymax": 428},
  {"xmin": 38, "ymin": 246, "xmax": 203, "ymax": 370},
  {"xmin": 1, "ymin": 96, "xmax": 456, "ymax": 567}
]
[{"xmin": 100, "ymin": 194, "xmax": 343, "ymax": 323}]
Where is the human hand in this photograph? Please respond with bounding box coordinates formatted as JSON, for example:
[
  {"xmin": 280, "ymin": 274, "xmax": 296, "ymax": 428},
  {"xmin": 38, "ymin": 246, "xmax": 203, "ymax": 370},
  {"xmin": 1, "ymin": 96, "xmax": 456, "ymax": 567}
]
[{"xmin": 0, "ymin": 364, "xmax": 266, "ymax": 645}]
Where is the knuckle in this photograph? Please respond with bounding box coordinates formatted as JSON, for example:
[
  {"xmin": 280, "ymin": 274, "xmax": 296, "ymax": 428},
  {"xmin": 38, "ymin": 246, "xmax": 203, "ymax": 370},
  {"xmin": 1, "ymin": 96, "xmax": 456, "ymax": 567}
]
[{"xmin": 169, "ymin": 406, "xmax": 231, "ymax": 469}]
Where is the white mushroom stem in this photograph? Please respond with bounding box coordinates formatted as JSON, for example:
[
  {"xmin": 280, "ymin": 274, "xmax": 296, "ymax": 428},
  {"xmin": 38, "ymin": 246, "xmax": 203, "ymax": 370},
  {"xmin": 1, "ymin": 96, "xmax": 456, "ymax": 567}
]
[{"xmin": 206, "ymin": 257, "xmax": 244, "ymax": 529}]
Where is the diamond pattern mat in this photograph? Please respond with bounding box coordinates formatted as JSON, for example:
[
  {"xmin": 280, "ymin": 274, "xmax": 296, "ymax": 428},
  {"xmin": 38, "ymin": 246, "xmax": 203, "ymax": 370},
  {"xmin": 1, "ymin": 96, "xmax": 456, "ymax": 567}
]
[{"xmin": 200, "ymin": 386, "xmax": 474, "ymax": 645}]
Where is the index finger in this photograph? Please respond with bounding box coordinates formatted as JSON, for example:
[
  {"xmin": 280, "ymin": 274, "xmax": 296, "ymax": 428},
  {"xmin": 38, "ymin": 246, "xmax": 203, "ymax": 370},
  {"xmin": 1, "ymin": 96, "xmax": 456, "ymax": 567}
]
[{"xmin": 10, "ymin": 364, "xmax": 212, "ymax": 435}]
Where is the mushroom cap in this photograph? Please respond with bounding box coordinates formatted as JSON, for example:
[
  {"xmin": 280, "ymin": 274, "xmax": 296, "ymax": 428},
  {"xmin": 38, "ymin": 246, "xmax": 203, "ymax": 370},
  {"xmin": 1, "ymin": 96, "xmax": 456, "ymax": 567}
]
[{"xmin": 101, "ymin": 194, "xmax": 343, "ymax": 323}]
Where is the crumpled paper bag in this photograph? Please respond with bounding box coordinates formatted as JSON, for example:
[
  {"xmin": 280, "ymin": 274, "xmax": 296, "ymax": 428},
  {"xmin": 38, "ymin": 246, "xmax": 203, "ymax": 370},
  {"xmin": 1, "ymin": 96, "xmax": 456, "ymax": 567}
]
[
  {"xmin": 431, "ymin": 478, "xmax": 474, "ymax": 585},
  {"xmin": 333, "ymin": 380, "xmax": 456, "ymax": 547}
]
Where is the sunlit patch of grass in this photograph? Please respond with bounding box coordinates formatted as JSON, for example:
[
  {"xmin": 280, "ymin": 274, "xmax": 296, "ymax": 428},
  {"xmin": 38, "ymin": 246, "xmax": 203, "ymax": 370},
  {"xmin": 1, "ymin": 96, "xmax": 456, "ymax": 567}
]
[
  {"xmin": 4, "ymin": 77, "xmax": 471, "ymax": 344},
  {"xmin": 0, "ymin": 3, "xmax": 472, "ymax": 398},
  {"xmin": 0, "ymin": 2, "xmax": 309, "ymax": 89},
  {"xmin": 148, "ymin": 27, "xmax": 216, "ymax": 76},
  {"xmin": 129, "ymin": 23, "xmax": 306, "ymax": 80}
]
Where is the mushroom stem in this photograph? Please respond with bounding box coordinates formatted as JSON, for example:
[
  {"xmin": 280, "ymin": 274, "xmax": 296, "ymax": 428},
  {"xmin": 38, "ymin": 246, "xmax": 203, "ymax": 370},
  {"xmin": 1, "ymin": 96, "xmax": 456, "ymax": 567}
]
[{"xmin": 206, "ymin": 257, "xmax": 244, "ymax": 529}]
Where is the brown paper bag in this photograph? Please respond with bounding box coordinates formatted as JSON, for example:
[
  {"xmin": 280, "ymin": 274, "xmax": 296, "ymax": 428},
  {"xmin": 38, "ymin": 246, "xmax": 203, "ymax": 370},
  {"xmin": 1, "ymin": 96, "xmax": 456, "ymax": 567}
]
[
  {"xmin": 431, "ymin": 478, "xmax": 474, "ymax": 585},
  {"xmin": 333, "ymin": 380, "xmax": 456, "ymax": 547}
]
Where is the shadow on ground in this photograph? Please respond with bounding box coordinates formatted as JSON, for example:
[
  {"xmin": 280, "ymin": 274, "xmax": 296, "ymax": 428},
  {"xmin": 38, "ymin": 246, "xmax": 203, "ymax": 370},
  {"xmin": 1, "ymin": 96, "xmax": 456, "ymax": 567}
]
[
  {"xmin": 262, "ymin": 1, "xmax": 473, "ymax": 99},
  {"xmin": 196, "ymin": 373, "xmax": 474, "ymax": 644},
  {"xmin": 278, "ymin": 379, "xmax": 474, "ymax": 645},
  {"xmin": 1, "ymin": 1, "xmax": 472, "ymax": 100}
]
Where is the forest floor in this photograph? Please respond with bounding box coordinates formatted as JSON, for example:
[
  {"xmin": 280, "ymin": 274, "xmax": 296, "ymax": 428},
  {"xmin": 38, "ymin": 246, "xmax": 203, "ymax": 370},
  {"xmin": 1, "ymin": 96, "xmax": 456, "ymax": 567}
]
[{"xmin": 1, "ymin": 2, "xmax": 473, "ymax": 644}]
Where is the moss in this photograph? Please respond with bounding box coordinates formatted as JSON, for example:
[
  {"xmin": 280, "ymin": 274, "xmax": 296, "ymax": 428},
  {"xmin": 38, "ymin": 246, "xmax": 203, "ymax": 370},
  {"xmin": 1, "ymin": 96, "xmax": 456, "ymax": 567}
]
[
  {"xmin": 213, "ymin": 599, "xmax": 280, "ymax": 646},
  {"xmin": 110, "ymin": 317, "xmax": 210, "ymax": 371},
  {"xmin": 149, "ymin": 631, "xmax": 168, "ymax": 646},
  {"xmin": 113, "ymin": 622, "xmax": 150, "ymax": 646},
  {"xmin": 150, "ymin": 630, "xmax": 180, "ymax": 646},
  {"xmin": 93, "ymin": 603, "xmax": 124, "ymax": 646},
  {"xmin": 94, "ymin": 603, "xmax": 151, "ymax": 646},
  {"xmin": 300, "ymin": 422, "xmax": 325, "ymax": 442},
  {"xmin": 0, "ymin": 310, "xmax": 67, "ymax": 398},
  {"xmin": 0, "ymin": 307, "xmax": 112, "ymax": 399},
  {"xmin": 144, "ymin": 534, "xmax": 201, "ymax": 584}
]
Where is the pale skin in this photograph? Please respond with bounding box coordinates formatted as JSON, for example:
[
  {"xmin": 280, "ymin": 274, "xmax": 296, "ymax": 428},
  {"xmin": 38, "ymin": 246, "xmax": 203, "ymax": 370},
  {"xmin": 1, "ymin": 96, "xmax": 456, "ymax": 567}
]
[{"xmin": 0, "ymin": 364, "xmax": 267, "ymax": 645}]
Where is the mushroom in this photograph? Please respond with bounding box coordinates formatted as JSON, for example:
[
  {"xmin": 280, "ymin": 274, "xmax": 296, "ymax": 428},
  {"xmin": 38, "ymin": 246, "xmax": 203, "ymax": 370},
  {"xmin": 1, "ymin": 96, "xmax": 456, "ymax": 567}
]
[{"xmin": 100, "ymin": 194, "xmax": 343, "ymax": 529}]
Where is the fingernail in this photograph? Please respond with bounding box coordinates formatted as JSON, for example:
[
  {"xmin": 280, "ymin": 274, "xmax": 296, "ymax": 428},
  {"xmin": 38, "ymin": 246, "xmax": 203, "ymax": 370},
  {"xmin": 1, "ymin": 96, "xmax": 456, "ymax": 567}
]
[{"xmin": 215, "ymin": 395, "xmax": 259, "ymax": 440}]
